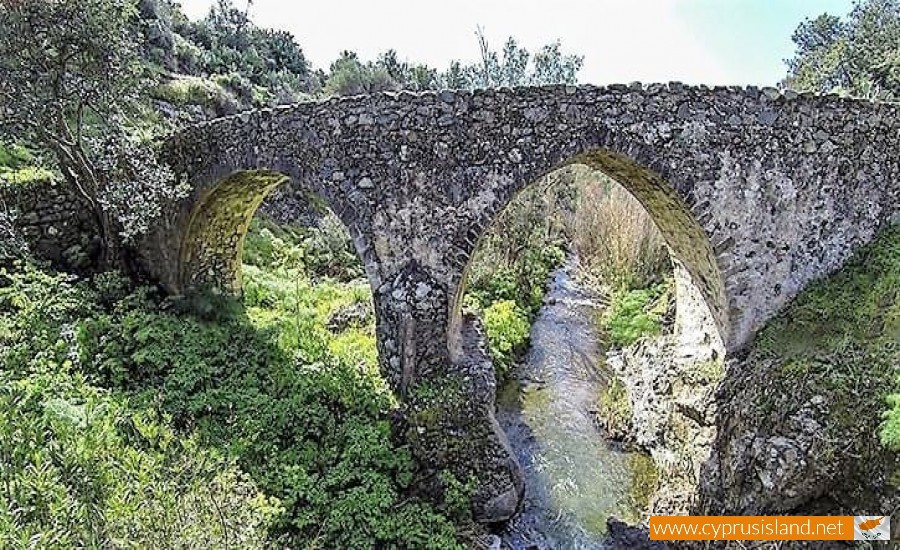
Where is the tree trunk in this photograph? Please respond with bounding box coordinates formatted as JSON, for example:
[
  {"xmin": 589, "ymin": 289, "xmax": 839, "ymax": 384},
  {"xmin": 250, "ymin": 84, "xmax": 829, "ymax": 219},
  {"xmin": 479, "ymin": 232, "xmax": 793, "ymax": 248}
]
[{"xmin": 56, "ymin": 151, "xmax": 123, "ymax": 271}]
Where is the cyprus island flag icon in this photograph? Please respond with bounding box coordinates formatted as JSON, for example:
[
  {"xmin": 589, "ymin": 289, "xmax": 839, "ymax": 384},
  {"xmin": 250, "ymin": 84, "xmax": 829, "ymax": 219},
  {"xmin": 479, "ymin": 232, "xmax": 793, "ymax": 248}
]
[{"xmin": 854, "ymin": 516, "xmax": 891, "ymax": 541}]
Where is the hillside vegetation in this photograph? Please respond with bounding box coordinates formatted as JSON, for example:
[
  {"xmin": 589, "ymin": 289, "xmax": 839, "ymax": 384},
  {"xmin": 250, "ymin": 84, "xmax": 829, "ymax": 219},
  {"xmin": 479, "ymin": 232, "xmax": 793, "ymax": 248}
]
[
  {"xmin": 750, "ymin": 224, "xmax": 900, "ymax": 452},
  {"xmin": 0, "ymin": 218, "xmax": 465, "ymax": 548}
]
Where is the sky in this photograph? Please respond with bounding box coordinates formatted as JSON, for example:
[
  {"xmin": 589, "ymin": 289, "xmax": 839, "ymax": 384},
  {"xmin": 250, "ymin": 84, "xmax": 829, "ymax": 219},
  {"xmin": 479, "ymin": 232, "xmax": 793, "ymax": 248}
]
[{"xmin": 177, "ymin": 0, "xmax": 855, "ymax": 86}]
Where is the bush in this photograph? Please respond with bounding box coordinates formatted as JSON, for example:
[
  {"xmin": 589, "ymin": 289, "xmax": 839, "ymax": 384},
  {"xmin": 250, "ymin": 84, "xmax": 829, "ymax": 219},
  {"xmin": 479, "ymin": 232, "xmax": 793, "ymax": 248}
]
[
  {"xmin": 0, "ymin": 254, "xmax": 463, "ymax": 547},
  {"xmin": 0, "ymin": 142, "xmax": 34, "ymax": 170},
  {"xmin": 173, "ymin": 32, "xmax": 208, "ymax": 74},
  {"xmin": 243, "ymin": 214, "xmax": 364, "ymax": 282},
  {"xmin": 0, "ymin": 266, "xmax": 278, "ymax": 547},
  {"xmin": 0, "ymin": 143, "xmax": 53, "ymax": 184},
  {"xmin": 464, "ymin": 173, "xmax": 569, "ymax": 318},
  {"xmin": 482, "ymin": 300, "xmax": 530, "ymax": 377},
  {"xmin": 883, "ymin": 393, "xmax": 900, "ymax": 449},
  {"xmin": 603, "ymin": 279, "xmax": 673, "ymax": 348},
  {"xmin": 151, "ymin": 76, "xmax": 239, "ymax": 114}
]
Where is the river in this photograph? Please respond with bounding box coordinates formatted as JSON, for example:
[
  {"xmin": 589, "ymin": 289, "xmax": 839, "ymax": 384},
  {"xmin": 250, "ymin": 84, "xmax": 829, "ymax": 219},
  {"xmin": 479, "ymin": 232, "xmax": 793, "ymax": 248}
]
[{"xmin": 494, "ymin": 262, "xmax": 656, "ymax": 549}]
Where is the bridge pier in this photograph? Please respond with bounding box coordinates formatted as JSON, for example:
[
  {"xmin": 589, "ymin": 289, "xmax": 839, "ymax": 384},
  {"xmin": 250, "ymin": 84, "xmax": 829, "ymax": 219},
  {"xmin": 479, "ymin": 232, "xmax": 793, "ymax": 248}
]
[{"xmin": 373, "ymin": 262, "xmax": 524, "ymax": 522}]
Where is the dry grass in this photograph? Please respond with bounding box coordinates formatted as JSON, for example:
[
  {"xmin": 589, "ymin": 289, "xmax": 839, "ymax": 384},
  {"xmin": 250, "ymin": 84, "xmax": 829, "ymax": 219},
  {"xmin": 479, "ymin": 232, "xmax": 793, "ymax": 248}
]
[{"xmin": 569, "ymin": 174, "xmax": 669, "ymax": 292}]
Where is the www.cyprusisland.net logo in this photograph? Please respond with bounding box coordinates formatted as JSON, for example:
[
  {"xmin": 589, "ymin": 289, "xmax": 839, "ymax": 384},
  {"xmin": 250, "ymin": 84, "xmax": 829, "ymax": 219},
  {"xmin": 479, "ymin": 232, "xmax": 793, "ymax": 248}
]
[{"xmin": 854, "ymin": 516, "xmax": 891, "ymax": 541}]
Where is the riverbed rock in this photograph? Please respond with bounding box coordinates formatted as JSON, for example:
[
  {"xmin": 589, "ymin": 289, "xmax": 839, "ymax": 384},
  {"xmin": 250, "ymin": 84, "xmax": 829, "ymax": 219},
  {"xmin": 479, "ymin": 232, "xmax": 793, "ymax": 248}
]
[
  {"xmin": 698, "ymin": 353, "xmax": 900, "ymax": 519},
  {"xmin": 605, "ymin": 334, "xmax": 721, "ymax": 516},
  {"xmin": 611, "ymin": 331, "xmax": 899, "ymax": 524}
]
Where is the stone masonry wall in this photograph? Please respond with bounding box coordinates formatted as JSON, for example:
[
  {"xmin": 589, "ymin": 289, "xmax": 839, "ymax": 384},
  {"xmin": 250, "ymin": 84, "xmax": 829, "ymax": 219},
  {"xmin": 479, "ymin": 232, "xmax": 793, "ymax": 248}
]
[
  {"xmin": 1, "ymin": 178, "xmax": 100, "ymax": 270},
  {"xmin": 154, "ymin": 84, "xmax": 900, "ymax": 353}
]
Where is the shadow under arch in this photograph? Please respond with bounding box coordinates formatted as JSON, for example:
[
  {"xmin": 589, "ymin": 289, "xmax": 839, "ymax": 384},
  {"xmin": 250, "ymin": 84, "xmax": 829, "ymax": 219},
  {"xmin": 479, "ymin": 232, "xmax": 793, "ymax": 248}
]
[
  {"xmin": 175, "ymin": 169, "xmax": 380, "ymax": 298},
  {"xmin": 451, "ymin": 146, "xmax": 729, "ymax": 362}
]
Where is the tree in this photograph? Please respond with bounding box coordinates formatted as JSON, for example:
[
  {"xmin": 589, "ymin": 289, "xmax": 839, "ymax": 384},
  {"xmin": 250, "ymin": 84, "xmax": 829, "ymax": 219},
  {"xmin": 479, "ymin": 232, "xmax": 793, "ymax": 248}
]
[
  {"xmin": 0, "ymin": 0, "xmax": 185, "ymax": 265},
  {"xmin": 186, "ymin": 0, "xmax": 312, "ymax": 86},
  {"xmin": 324, "ymin": 51, "xmax": 398, "ymax": 96},
  {"xmin": 375, "ymin": 50, "xmax": 439, "ymax": 91},
  {"xmin": 784, "ymin": 0, "xmax": 900, "ymax": 99},
  {"xmin": 444, "ymin": 27, "xmax": 584, "ymax": 89}
]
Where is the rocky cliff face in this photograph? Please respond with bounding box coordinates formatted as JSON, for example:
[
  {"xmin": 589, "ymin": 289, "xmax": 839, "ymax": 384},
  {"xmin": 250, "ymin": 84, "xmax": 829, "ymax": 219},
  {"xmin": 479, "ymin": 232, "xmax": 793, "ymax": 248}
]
[
  {"xmin": 701, "ymin": 355, "xmax": 899, "ymax": 521},
  {"xmin": 606, "ymin": 336, "xmax": 722, "ymax": 516},
  {"xmin": 608, "ymin": 331, "xmax": 899, "ymax": 529}
]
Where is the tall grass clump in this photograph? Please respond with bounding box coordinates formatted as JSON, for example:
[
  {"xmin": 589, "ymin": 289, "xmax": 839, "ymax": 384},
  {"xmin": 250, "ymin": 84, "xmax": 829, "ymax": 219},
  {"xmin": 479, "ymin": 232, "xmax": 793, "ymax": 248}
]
[{"xmin": 571, "ymin": 178, "xmax": 669, "ymax": 293}]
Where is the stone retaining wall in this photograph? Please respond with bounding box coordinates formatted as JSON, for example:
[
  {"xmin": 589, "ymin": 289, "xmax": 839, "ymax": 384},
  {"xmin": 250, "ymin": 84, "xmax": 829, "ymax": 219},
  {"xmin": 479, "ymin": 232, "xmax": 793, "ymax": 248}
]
[{"xmin": 0, "ymin": 178, "xmax": 100, "ymax": 270}]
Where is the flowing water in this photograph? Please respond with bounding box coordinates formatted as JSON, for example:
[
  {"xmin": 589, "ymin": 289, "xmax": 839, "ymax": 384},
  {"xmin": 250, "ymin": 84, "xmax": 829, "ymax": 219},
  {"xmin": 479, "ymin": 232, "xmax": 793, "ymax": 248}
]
[{"xmin": 495, "ymin": 262, "xmax": 656, "ymax": 549}]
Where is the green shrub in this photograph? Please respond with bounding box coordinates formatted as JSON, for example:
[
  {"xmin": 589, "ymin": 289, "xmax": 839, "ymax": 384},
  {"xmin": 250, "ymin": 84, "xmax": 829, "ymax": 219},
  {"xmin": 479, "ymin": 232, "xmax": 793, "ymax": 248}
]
[
  {"xmin": 883, "ymin": 392, "xmax": 900, "ymax": 449},
  {"xmin": 482, "ymin": 299, "xmax": 530, "ymax": 377},
  {"xmin": 0, "ymin": 142, "xmax": 34, "ymax": 169},
  {"xmin": 0, "ymin": 266, "xmax": 278, "ymax": 547},
  {"xmin": 0, "ymin": 253, "xmax": 462, "ymax": 547},
  {"xmin": 0, "ymin": 143, "xmax": 53, "ymax": 184},
  {"xmin": 151, "ymin": 76, "xmax": 238, "ymax": 113},
  {"xmin": 243, "ymin": 215, "xmax": 364, "ymax": 282},
  {"xmin": 603, "ymin": 279, "xmax": 673, "ymax": 348}
]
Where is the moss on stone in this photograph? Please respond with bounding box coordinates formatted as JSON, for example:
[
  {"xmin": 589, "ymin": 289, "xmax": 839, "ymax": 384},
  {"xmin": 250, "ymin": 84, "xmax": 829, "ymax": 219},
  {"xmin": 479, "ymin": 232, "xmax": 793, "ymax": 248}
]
[
  {"xmin": 687, "ymin": 358, "xmax": 724, "ymax": 385},
  {"xmin": 627, "ymin": 452, "xmax": 659, "ymax": 513},
  {"xmin": 733, "ymin": 223, "xmax": 900, "ymax": 507},
  {"xmin": 597, "ymin": 376, "xmax": 633, "ymax": 438},
  {"xmin": 750, "ymin": 225, "xmax": 899, "ymax": 437}
]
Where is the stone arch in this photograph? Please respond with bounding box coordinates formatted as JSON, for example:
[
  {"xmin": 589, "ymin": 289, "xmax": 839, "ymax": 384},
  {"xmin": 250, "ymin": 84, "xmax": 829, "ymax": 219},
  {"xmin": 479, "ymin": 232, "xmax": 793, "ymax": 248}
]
[
  {"xmin": 451, "ymin": 145, "xmax": 729, "ymax": 361},
  {"xmin": 173, "ymin": 167, "xmax": 379, "ymax": 298},
  {"xmin": 179, "ymin": 170, "xmax": 287, "ymax": 293}
]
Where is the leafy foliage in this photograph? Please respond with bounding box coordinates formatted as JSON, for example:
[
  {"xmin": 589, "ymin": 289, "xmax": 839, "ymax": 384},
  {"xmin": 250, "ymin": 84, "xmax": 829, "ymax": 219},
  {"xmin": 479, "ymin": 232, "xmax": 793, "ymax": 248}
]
[
  {"xmin": 0, "ymin": 143, "xmax": 53, "ymax": 184},
  {"xmin": 324, "ymin": 51, "xmax": 402, "ymax": 96},
  {"xmin": 464, "ymin": 174, "xmax": 571, "ymax": 314},
  {"xmin": 0, "ymin": 215, "xmax": 463, "ymax": 547},
  {"xmin": 0, "ymin": 190, "xmax": 28, "ymax": 264},
  {"xmin": 322, "ymin": 28, "xmax": 583, "ymax": 96},
  {"xmin": 243, "ymin": 214, "xmax": 364, "ymax": 282},
  {"xmin": 0, "ymin": 265, "xmax": 280, "ymax": 547},
  {"xmin": 94, "ymin": 131, "xmax": 188, "ymax": 244},
  {"xmin": 602, "ymin": 279, "xmax": 673, "ymax": 348},
  {"xmin": 460, "ymin": 28, "xmax": 584, "ymax": 89},
  {"xmin": 0, "ymin": 0, "xmax": 184, "ymax": 261},
  {"xmin": 151, "ymin": 75, "xmax": 241, "ymax": 113},
  {"xmin": 481, "ymin": 300, "xmax": 531, "ymax": 377},
  {"xmin": 171, "ymin": 0, "xmax": 316, "ymax": 101},
  {"xmin": 784, "ymin": 0, "xmax": 900, "ymax": 99},
  {"xmin": 884, "ymin": 393, "xmax": 900, "ymax": 449}
]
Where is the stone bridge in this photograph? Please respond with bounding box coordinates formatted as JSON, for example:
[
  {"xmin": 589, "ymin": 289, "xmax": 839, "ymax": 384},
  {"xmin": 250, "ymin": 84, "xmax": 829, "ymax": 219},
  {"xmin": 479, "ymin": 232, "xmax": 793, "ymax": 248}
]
[{"xmin": 140, "ymin": 83, "xmax": 900, "ymax": 521}]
